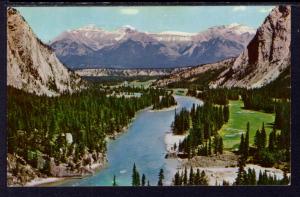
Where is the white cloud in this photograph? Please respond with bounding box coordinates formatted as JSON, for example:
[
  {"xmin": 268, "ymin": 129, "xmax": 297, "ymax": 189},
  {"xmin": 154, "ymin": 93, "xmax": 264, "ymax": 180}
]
[
  {"xmin": 120, "ymin": 8, "xmax": 139, "ymax": 15},
  {"xmin": 233, "ymin": 6, "xmax": 247, "ymax": 12},
  {"xmin": 258, "ymin": 7, "xmax": 273, "ymax": 13}
]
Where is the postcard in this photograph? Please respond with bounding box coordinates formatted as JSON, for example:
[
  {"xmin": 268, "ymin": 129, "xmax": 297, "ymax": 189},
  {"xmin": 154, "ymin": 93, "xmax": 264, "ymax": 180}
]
[{"xmin": 6, "ymin": 4, "xmax": 291, "ymax": 187}]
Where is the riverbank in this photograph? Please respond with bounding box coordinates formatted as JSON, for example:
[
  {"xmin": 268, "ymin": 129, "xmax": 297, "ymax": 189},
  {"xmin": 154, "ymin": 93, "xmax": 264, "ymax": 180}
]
[
  {"xmin": 175, "ymin": 152, "xmax": 289, "ymax": 186},
  {"xmin": 27, "ymin": 106, "xmax": 154, "ymax": 187},
  {"xmin": 178, "ymin": 162, "xmax": 288, "ymax": 186},
  {"xmin": 23, "ymin": 158, "xmax": 108, "ymax": 187},
  {"xmin": 164, "ymin": 131, "xmax": 187, "ymax": 152},
  {"xmin": 25, "ymin": 177, "xmax": 65, "ymax": 187}
]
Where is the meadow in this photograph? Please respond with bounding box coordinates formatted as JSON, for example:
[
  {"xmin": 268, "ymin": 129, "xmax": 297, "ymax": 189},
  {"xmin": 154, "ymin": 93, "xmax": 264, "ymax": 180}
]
[{"xmin": 219, "ymin": 100, "xmax": 275, "ymax": 150}]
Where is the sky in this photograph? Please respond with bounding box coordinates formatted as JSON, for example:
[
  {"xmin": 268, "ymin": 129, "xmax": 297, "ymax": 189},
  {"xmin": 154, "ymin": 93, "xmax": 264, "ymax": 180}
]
[{"xmin": 16, "ymin": 6, "xmax": 275, "ymax": 43}]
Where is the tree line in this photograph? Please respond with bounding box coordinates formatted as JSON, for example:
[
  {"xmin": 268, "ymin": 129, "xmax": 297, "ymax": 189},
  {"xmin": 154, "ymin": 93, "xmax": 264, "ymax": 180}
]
[
  {"xmin": 173, "ymin": 166, "xmax": 208, "ymax": 186},
  {"xmin": 152, "ymin": 91, "xmax": 177, "ymax": 110},
  {"xmin": 191, "ymin": 88, "xmax": 239, "ymax": 105},
  {"xmin": 238, "ymin": 122, "xmax": 290, "ymax": 169}
]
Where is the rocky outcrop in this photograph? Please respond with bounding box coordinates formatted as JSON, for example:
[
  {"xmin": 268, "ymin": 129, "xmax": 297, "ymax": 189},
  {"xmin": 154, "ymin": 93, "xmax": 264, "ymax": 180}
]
[
  {"xmin": 7, "ymin": 153, "xmax": 40, "ymax": 186},
  {"xmin": 7, "ymin": 150, "xmax": 107, "ymax": 186},
  {"xmin": 7, "ymin": 8, "xmax": 84, "ymax": 96},
  {"xmin": 153, "ymin": 58, "xmax": 235, "ymax": 87},
  {"xmin": 210, "ymin": 6, "xmax": 291, "ymax": 88},
  {"xmin": 49, "ymin": 149, "xmax": 106, "ymax": 177}
]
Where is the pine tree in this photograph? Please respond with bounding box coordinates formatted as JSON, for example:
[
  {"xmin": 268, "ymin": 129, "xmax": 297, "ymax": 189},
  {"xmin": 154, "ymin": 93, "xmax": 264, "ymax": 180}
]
[
  {"xmin": 268, "ymin": 126, "xmax": 276, "ymax": 152},
  {"xmin": 195, "ymin": 169, "xmax": 200, "ymax": 185},
  {"xmin": 208, "ymin": 138, "xmax": 212, "ymax": 156},
  {"xmin": 239, "ymin": 133, "xmax": 245, "ymax": 155},
  {"xmin": 261, "ymin": 122, "xmax": 267, "ymax": 149},
  {"xmin": 223, "ymin": 105, "xmax": 229, "ymax": 123},
  {"xmin": 219, "ymin": 137, "xmax": 223, "ymax": 154},
  {"xmin": 112, "ymin": 175, "xmax": 117, "ymax": 186},
  {"xmin": 142, "ymin": 174, "xmax": 146, "ymax": 186},
  {"xmin": 189, "ymin": 166, "xmax": 194, "ymax": 185},
  {"xmin": 222, "ymin": 180, "xmax": 230, "ymax": 186},
  {"xmin": 132, "ymin": 163, "xmax": 137, "ymax": 186},
  {"xmin": 200, "ymin": 170, "xmax": 208, "ymax": 185},
  {"xmin": 136, "ymin": 171, "xmax": 141, "ymax": 186},
  {"xmin": 183, "ymin": 166, "xmax": 188, "ymax": 185},
  {"xmin": 258, "ymin": 170, "xmax": 263, "ymax": 185},
  {"xmin": 235, "ymin": 157, "xmax": 246, "ymax": 185},
  {"xmin": 245, "ymin": 122, "xmax": 250, "ymax": 158},
  {"xmin": 132, "ymin": 163, "xmax": 140, "ymax": 186},
  {"xmin": 174, "ymin": 171, "xmax": 181, "ymax": 185},
  {"xmin": 254, "ymin": 130, "xmax": 260, "ymax": 149},
  {"xmin": 158, "ymin": 168, "xmax": 164, "ymax": 186}
]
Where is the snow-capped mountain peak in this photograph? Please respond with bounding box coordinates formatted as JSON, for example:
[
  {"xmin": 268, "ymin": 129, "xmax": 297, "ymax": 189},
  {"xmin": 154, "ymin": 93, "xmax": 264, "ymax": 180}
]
[
  {"xmin": 117, "ymin": 25, "xmax": 137, "ymax": 34},
  {"xmin": 227, "ymin": 23, "xmax": 256, "ymax": 35},
  {"xmin": 50, "ymin": 23, "xmax": 256, "ymax": 69},
  {"xmin": 77, "ymin": 24, "xmax": 102, "ymax": 31},
  {"xmin": 227, "ymin": 23, "xmax": 240, "ymax": 28},
  {"xmin": 207, "ymin": 23, "xmax": 256, "ymax": 35}
]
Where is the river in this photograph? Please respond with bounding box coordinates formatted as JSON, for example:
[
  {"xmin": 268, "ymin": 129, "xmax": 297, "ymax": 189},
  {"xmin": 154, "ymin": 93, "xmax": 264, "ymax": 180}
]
[{"xmin": 54, "ymin": 95, "xmax": 202, "ymax": 186}]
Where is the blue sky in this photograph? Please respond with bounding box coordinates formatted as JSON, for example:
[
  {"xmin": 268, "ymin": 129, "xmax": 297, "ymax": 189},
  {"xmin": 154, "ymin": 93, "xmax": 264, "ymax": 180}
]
[{"xmin": 16, "ymin": 6, "xmax": 274, "ymax": 43}]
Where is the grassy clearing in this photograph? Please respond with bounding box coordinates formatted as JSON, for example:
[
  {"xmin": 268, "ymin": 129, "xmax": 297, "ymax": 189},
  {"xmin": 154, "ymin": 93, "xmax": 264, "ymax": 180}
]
[
  {"xmin": 127, "ymin": 80, "xmax": 156, "ymax": 89},
  {"xmin": 219, "ymin": 100, "xmax": 275, "ymax": 150},
  {"xmin": 171, "ymin": 88, "xmax": 188, "ymax": 96}
]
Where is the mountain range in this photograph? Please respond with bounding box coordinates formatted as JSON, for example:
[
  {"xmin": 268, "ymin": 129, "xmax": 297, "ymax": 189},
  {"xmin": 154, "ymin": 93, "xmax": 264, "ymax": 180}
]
[
  {"xmin": 7, "ymin": 5, "xmax": 290, "ymax": 95},
  {"xmin": 155, "ymin": 6, "xmax": 291, "ymax": 89},
  {"xmin": 50, "ymin": 23, "xmax": 255, "ymax": 69}
]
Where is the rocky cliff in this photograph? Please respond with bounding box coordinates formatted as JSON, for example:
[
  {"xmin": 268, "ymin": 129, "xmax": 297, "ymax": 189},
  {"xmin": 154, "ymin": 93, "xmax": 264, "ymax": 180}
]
[
  {"xmin": 7, "ymin": 8, "xmax": 84, "ymax": 96},
  {"xmin": 210, "ymin": 6, "xmax": 291, "ymax": 88}
]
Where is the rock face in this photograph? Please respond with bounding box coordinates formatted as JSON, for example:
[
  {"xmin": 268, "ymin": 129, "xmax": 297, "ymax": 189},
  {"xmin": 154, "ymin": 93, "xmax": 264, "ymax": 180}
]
[
  {"xmin": 7, "ymin": 153, "xmax": 40, "ymax": 186},
  {"xmin": 210, "ymin": 6, "xmax": 291, "ymax": 88},
  {"xmin": 50, "ymin": 23, "xmax": 254, "ymax": 69},
  {"xmin": 7, "ymin": 8, "xmax": 84, "ymax": 96}
]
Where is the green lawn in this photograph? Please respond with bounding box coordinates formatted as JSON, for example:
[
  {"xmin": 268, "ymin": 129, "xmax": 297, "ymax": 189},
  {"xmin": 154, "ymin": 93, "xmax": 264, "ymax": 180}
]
[{"xmin": 219, "ymin": 100, "xmax": 275, "ymax": 150}]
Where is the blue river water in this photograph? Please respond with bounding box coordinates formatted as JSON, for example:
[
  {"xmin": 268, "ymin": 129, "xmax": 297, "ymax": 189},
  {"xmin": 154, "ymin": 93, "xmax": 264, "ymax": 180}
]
[{"xmin": 56, "ymin": 95, "xmax": 202, "ymax": 186}]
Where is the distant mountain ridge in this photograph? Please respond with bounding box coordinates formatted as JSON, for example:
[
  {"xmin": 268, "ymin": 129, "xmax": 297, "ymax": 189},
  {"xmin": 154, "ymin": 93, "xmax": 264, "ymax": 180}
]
[
  {"xmin": 7, "ymin": 8, "xmax": 84, "ymax": 96},
  {"xmin": 75, "ymin": 67, "xmax": 188, "ymax": 77},
  {"xmin": 50, "ymin": 23, "xmax": 255, "ymax": 69}
]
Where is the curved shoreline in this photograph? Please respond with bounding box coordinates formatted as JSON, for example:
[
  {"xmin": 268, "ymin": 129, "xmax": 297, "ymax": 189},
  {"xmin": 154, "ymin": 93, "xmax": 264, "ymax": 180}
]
[{"xmin": 23, "ymin": 106, "xmax": 153, "ymax": 187}]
